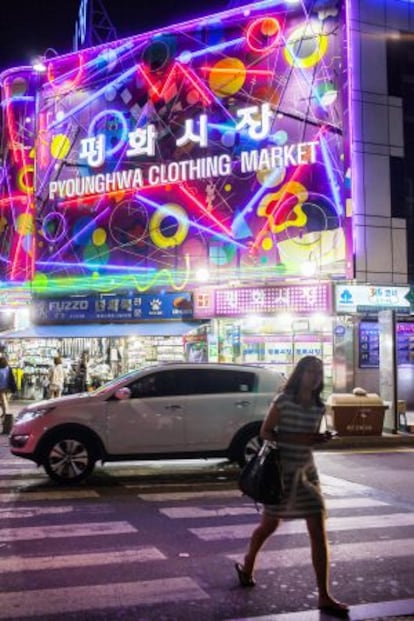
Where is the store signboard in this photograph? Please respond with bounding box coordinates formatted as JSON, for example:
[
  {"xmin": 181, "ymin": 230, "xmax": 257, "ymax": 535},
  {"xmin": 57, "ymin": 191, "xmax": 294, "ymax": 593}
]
[
  {"xmin": 336, "ymin": 285, "xmax": 410, "ymax": 313},
  {"xmin": 32, "ymin": 292, "xmax": 193, "ymax": 323},
  {"xmin": 193, "ymin": 284, "xmax": 332, "ymax": 318}
]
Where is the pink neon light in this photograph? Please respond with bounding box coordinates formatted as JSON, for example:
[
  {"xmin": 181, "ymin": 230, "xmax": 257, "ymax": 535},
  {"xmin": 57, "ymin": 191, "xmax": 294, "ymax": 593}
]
[
  {"xmin": 199, "ymin": 67, "xmax": 274, "ymax": 77},
  {"xmin": 3, "ymin": 80, "xmax": 25, "ymax": 166},
  {"xmin": 47, "ymin": 53, "xmax": 85, "ymax": 93},
  {"xmin": 10, "ymin": 198, "xmax": 35, "ymax": 280},
  {"xmin": 245, "ymin": 17, "xmax": 281, "ymax": 53},
  {"xmin": 137, "ymin": 62, "xmax": 212, "ymax": 104},
  {"xmin": 178, "ymin": 185, "xmax": 233, "ymax": 237},
  {"xmin": 0, "ymin": 195, "xmax": 28, "ymax": 208}
]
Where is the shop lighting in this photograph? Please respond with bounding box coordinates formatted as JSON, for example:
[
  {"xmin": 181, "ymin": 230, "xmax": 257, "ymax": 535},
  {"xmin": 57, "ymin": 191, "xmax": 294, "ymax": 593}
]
[
  {"xmin": 195, "ymin": 268, "xmax": 210, "ymax": 283},
  {"xmin": 243, "ymin": 314, "xmax": 263, "ymax": 330},
  {"xmin": 301, "ymin": 261, "xmax": 318, "ymax": 277},
  {"xmin": 32, "ymin": 58, "xmax": 47, "ymax": 73},
  {"xmin": 277, "ymin": 312, "xmax": 293, "ymax": 327},
  {"xmin": 310, "ymin": 313, "xmax": 328, "ymax": 328}
]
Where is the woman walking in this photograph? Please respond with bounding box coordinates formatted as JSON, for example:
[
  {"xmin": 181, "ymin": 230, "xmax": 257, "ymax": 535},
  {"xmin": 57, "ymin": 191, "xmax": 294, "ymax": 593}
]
[
  {"xmin": 0, "ymin": 356, "xmax": 17, "ymax": 430},
  {"xmin": 235, "ymin": 355, "xmax": 349, "ymax": 618},
  {"xmin": 48, "ymin": 356, "xmax": 65, "ymax": 399}
]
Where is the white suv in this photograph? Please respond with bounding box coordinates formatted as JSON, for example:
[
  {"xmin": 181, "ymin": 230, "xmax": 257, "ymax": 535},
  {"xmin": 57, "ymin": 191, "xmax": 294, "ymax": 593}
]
[{"xmin": 10, "ymin": 363, "xmax": 284, "ymax": 484}]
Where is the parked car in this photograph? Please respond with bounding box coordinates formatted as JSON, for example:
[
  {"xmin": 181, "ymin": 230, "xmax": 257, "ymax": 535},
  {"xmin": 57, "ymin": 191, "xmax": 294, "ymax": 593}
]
[{"xmin": 9, "ymin": 362, "xmax": 285, "ymax": 484}]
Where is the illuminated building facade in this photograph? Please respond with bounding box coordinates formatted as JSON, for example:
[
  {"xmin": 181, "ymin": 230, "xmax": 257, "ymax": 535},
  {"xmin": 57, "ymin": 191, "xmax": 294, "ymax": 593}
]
[{"xmin": 0, "ymin": 0, "xmax": 413, "ymax": 407}]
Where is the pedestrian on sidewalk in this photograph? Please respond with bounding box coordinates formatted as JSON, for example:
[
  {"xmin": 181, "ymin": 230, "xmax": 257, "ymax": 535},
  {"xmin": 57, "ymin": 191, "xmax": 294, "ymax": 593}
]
[
  {"xmin": 0, "ymin": 356, "xmax": 17, "ymax": 431},
  {"xmin": 235, "ymin": 355, "xmax": 349, "ymax": 618},
  {"xmin": 48, "ymin": 356, "xmax": 65, "ymax": 399}
]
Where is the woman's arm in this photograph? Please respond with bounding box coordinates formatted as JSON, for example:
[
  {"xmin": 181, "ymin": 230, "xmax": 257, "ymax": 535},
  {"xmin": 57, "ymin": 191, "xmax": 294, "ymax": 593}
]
[{"xmin": 260, "ymin": 400, "xmax": 280, "ymax": 442}]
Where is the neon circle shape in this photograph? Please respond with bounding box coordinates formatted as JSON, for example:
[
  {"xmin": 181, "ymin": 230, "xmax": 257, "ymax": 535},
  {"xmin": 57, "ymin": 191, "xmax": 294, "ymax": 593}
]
[
  {"xmin": 246, "ymin": 17, "xmax": 281, "ymax": 53},
  {"xmin": 149, "ymin": 204, "xmax": 189, "ymax": 249},
  {"xmin": 284, "ymin": 24, "xmax": 328, "ymax": 69},
  {"xmin": 208, "ymin": 58, "xmax": 246, "ymax": 97},
  {"xmin": 17, "ymin": 165, "xmax": 34, "ymax": 193},
  {"xmin": 41, "ymin": 212, "xmax": 67, "ymax": 244},
  {"xmin": 88, "ymin": 109, "xmax": 128, "ymax": 157}
]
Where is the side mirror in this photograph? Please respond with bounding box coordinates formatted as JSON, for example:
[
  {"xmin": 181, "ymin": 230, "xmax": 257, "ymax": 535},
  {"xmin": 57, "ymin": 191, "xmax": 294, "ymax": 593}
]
[{"xmin": 115, "ymin": 387, "xmax": 131, "ymax": 401}]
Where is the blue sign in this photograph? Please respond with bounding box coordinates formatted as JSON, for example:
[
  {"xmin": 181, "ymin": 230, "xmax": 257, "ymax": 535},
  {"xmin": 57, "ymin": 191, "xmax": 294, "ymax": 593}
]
[{"xmin": 33, "ymin": 292, "xmax": 193, "ymax": 323}]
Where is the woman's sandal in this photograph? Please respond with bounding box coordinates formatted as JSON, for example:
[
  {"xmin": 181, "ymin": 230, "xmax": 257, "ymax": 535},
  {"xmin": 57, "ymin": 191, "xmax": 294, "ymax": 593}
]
[
  {"xmin": 234, "ymin": 562, "xmax": 256, "ymax": 587},
  {"xmin": 318, "ymin": 601, "xmax": 350, "ymax": 618}
]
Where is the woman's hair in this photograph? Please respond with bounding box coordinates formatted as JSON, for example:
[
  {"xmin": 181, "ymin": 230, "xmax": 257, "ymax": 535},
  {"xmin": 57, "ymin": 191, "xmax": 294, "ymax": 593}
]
[
  {"xmin": 54, "ymin": 356, "xmax": 62, "ymax": 365},
  {"xmin": 284, "ymin": 355, "xmax": 324, "ymax": 407},
  {"xmin": 0, "ymin": 356, "xmax": 8, "ymax": 369}
]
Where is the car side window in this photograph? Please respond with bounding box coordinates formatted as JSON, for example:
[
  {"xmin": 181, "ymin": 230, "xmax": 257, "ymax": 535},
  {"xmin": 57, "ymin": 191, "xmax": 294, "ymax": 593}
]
[
  {"xmin": 127, "ymin": 371, "xmax": 177, "ymax": 398},
  {"xmin": 170, "ymin": 369, "xmax": 256, "ymax": 395}
]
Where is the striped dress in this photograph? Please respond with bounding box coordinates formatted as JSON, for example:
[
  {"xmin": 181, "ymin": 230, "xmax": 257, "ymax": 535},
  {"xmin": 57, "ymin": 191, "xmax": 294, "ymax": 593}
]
[{"xmin": 264, "ymin": 392, "xmax": 326, "ymax": 519}]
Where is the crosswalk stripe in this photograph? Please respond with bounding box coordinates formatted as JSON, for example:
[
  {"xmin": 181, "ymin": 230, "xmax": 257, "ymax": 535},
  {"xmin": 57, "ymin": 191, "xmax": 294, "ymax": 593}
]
[
  {"xmin": 190, "ymin": 512, "xmax": 414, "ymax": 541},
  {"xmin": 138, "ymin": 489, "xmax": 242, "ymax": 501},
  {"xmin": 159, "ymin": 497, "xmax": 390, "ymax": 519},
  {"xmin": 0, "ymin": 577, "xmax": 209, "ymax": 619},
  {"xmin": 0, "ymin": 490, "xmax": 99, "ymax": 502},
  {"xmin": 0, "ymin": 478, "xmax": 48, "ymax": 488},
  {"xmin": 227, "ymin": 538, "xmax": 414, "ymax": 568},
  {"xmin": 0, "ymin": 520, "xmax": 137, "ymax": 542},
  {"xmin": 0, "ymin": 505, "xmax": 75, "ymax": 519},
  {"xmin": 0, "ymin": 468, "xmax": 41, "ymax": 476},
  {"xmin": 0, "ymin": 546, "xmax": 167, "ymax": 574},
  {"xmin": 319, "ymin": 473, "xmax": 374, "ymax": 496}
]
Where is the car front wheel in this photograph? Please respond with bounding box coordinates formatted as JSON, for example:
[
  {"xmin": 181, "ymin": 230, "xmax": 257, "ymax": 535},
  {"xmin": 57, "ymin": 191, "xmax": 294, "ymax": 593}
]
[{"xmin": 42, "ymin": 431, "xmax": 97, "ymax": 484}]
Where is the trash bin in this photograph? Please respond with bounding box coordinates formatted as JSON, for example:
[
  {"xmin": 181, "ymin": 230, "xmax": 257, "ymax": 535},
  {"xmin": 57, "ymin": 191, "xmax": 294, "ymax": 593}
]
[{"xmin": 327, "ymin": 391, "xmax": 388, "ymax": 436}]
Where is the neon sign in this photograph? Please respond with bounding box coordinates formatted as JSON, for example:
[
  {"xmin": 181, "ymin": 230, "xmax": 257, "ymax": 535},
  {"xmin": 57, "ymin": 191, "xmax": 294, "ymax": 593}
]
[
  {"xmin": 0, "ymin": 0, "xmax": 351, "ymax": 292},
  {"xmin": 49, "ymin": 140, "xmax": 319, "ymax": 199}
]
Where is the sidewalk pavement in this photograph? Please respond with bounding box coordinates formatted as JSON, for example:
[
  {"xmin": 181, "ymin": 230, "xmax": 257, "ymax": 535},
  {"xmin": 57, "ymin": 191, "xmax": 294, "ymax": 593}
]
[{"xmin": 3, "ymin": 399, "xmax": 414, "ymax": 449}]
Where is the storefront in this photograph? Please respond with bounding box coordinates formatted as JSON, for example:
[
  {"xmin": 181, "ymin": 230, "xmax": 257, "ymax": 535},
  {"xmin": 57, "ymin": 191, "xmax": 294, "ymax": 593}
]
[
  {"xmin": 194, "ymin": 282, "xmax": 335, "ymax": 397},
  {"xmin": 0, "ymin": 290, "xmax": 206, "ymax": 400},
  {"xmin": 334, "ymin": 284, "xmax": 414, "ymax": 412}
]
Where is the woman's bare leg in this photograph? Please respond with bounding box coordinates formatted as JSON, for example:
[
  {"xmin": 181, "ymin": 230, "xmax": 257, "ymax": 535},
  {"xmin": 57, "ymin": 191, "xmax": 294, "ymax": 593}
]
[
  {"xmin": 0, "ymin": 390, "xmax": 7, "ymax": 417},
  {"xmin": 242, "ymin": 513, "xmax": 280, "ymax": 577},
  {"xmin": 306, "ymin": 513, "xmax": 348, "ymax": 611}
]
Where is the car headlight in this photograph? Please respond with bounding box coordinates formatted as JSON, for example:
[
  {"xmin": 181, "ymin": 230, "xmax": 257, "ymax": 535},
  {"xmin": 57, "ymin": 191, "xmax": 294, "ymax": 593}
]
[{"xmin": 15, "ymin": 407, "xmax": 54, "ymax": 423}]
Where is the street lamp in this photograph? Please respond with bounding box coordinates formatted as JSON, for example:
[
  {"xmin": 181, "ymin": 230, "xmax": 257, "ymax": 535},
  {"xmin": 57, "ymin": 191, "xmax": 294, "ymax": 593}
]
[{"xmin": 31, "ymin": 48, "xmax": 59, "ymax": 73}]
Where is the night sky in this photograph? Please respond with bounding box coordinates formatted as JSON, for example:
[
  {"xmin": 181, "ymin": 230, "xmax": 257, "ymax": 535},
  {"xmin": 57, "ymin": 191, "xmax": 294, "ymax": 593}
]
[{"xmin": 0, "ymin": 0, "xmax": 235, "ymax": 71}]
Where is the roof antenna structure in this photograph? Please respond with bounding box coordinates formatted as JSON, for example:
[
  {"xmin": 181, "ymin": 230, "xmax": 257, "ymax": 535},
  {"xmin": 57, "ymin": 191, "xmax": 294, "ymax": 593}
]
[{"xmin": 73, "ymin": 0, "xmax": 118, "ymax": 51}]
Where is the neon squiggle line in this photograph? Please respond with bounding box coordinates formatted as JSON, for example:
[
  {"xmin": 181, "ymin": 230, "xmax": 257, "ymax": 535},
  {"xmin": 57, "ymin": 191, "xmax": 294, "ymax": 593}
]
[{"xmin": 129, "ymin": 253, "xmax": 191, "ymax": 292}]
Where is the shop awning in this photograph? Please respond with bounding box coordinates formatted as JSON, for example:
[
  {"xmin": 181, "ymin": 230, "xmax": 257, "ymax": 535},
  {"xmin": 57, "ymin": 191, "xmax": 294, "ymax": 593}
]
[{"xmin": 0, "ymin": 321, "xmax": 204, "ymax": 339}]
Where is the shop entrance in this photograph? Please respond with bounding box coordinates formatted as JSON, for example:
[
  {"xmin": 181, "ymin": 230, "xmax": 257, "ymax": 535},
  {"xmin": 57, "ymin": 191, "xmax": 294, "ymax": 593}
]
[{"xmin": 215, "ymin": 316, "xmax": 333, "ymax": 397}]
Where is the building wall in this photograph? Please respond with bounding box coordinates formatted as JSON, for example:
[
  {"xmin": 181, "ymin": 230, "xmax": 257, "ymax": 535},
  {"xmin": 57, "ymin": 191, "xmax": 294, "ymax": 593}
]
[{"xmin": 349, "ymin": 0, "xmax": 414, "ymax": 285}]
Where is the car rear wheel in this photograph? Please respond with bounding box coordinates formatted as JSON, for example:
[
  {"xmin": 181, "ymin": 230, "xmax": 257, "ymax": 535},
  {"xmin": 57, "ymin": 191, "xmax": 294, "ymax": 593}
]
[{"xmin": 42, "ymin": 431, "xmax": 97, "ymax": 484}]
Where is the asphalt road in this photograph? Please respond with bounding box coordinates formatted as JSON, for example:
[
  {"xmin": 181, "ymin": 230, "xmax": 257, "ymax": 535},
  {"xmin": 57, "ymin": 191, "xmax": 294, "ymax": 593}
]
[{"xmin": 0, "ymin": 437, "xmax": 413, "ymax": 621}]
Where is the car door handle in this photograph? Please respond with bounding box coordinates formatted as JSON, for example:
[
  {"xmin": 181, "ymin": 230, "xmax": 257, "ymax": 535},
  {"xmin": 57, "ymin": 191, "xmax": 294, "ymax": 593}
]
[
  {"xmin": 235, "ymin": 400, "xmax": 251, "ymax": 407},
  {"xmin": 165, "ymin": 404, "xmax": 182, "ymax": 410}
]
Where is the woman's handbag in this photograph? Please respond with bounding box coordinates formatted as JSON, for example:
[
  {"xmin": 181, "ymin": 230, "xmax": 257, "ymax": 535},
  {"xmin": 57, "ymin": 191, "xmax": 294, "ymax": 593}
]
[{"xmin": 238, "ymin": 440, "xmax": 284, "ymax": 504}]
